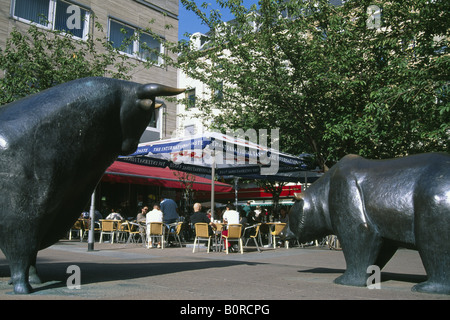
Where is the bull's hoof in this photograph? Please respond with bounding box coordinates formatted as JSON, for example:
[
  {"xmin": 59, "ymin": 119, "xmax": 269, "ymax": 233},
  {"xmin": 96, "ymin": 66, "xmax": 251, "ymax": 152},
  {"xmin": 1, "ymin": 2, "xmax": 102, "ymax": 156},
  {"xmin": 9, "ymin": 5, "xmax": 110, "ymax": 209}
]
[
  {"xmin": 29, "ymin": 274, "xmax": 42, "ymax": 284},
  {"xmin": 29, "ymin": 266, "xmax": 42, "ymax": 284},
  {"xmin": 8, "ymin": 274, "xmax": 41, "ymax": 285},
  {"xmin": 14, "ymin": 282, "xmax": 33, "ymax": 294},
  {"xmin": 412, "ymin": 281, "xmax": 450, "ymax": 295}
]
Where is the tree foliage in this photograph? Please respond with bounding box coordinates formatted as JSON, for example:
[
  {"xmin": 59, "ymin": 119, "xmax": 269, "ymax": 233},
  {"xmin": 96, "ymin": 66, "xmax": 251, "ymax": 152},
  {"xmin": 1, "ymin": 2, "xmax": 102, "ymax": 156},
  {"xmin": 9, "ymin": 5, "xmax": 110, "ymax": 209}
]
[
  {"xmin": 177, "ymin": 0, "xmax": 449, "ymax": 170},
  {"xmin": 0, "ymin": 20, "xmax": 135, "ymax": 106}
]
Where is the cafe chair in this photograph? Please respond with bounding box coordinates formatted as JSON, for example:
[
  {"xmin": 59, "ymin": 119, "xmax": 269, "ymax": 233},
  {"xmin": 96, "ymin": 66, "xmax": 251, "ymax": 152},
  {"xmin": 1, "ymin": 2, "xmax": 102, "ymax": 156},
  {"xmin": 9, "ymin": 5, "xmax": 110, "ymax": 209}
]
[
  {"xmin": 166, "ymin": 221, "xmax": 183, "ymax": 247},
  {"xmin": 81, "ymin": 219, "xmax": 100, "ymax": 242},
  {"xmin": 116, "ymin": 221, "xmax": 128, "ymax": 243},
  {"xmin": 99, "ymin": 219, "xmax": 117, "ymax": 243},
  {"xmin": 244, "ymin": 223, "xmax": 262, "ymax": 253},
  {"xmin": 125, "ymin": 221, "xmax": 143, "ymax": 245},
  {"xmin": 68, "ymin": 219, "xmax": 83, "ymax": 240},
  {"xmin": 147, "ymin": 222, "xmax": 164, "ymax": 249},
  {"xmin": 192, "ymin": 223, "xmax": 212, "ymax": 253},
  {"xmin": 271, "ymin": 223, "xmax": 287, "ymax": 248},
  {"xmin": 222, "ymin": 224, "xmax": 243, "ymax": 254}
]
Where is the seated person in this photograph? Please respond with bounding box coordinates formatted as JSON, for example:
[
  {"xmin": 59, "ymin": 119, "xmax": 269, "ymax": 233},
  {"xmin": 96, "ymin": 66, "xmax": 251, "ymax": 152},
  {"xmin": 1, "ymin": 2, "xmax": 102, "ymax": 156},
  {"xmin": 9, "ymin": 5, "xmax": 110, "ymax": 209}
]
[
  {"xmin": 146, "ymin": 204, "xmax": 163, "ymax": 223},
  {"xmin": 136, "ymin": 206, "xmax": 149, "ymax": 223},
  {"xmin": 221, "ymin": 203, "xmax": 241, "ymax": 251},
  {"xmin": 146, "ymin": 204, "xmax": 163, "ymax": 247},
  {"xmin": 105, "ymin": 209, "xmax": 124, "ymax": 220},
  {"xmin": 190, "ymin": 203, "xmax": 215, "ymax": 234}
]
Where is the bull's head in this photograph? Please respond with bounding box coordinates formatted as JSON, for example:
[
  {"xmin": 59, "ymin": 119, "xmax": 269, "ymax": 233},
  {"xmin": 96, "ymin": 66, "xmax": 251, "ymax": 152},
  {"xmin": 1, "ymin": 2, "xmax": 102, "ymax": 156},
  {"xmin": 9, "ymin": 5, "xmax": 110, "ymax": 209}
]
[{"xmin": 120, "ymin": 83, "xmax": 185, "ymax": 155}]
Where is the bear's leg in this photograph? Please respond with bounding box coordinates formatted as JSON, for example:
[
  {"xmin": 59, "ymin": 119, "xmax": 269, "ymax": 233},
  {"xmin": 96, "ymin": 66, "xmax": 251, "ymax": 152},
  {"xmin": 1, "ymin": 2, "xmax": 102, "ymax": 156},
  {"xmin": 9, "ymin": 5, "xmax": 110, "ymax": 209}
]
[
  {"xmin": 330, "ymin": 178, "xmax": 383, "ymax": 287},
  {"xmin": 413, "ymin": 243, "xmax": 450, "ymax": 295},
  {"xmin": 413, "ymin": 186, "xmax": 450, "ymax": 295},
  {"xmin": 334, "ymin": 227, "xmax": 383, "ymax": 287}
]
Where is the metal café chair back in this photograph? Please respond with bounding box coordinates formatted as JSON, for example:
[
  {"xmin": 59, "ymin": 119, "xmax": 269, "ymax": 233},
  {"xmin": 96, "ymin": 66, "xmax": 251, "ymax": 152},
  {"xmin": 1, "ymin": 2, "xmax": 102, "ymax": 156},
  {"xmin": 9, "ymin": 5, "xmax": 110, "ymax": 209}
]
[
  {"xmin": 147, "ymin": 222, "xmax": 164, "ymax": 249},
  {"xmin": 99, "ymin": 219, "xmax": 117, "ymax": 243},
  {"xmin": 166, "ymin": 221, "xmax": 183, "ymax": 247},
  {"xmin": 271, "ymin": 223, "xmax": 287, "ymax": 248},
  {"xmin": 192, "ymin": 223, "xmax": 212, "ymax": 253},
  {"xmin": 244, "ymin": 223, "xmax": 262, "ymax": 253},
  {"xmin": 125, "ymin": 221, "xmax": 142, "ymax": 245},
  {"xmin": 223, "ymin": 224, "xmax": 243, "ymax": 254},
  {"xmin": 81, "ymin": 218, "xmax": 100, "ymax": 242}
]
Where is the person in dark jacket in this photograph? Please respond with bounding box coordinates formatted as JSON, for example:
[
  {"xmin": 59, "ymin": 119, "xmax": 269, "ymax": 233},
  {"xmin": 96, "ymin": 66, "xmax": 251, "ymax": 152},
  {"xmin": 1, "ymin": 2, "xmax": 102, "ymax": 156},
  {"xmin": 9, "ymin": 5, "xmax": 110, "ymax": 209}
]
[{"xmin": 190, "ymin": 203, "xmax": 215, "ymax": 234}]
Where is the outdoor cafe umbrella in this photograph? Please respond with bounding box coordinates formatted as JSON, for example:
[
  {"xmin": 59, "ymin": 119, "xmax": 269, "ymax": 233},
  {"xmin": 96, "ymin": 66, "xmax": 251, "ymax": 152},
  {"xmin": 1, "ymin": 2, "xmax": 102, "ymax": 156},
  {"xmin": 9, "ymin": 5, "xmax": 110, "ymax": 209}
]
[{"xmin": 118, "ymin": 131, "xmax": 310, "ymax": 219}]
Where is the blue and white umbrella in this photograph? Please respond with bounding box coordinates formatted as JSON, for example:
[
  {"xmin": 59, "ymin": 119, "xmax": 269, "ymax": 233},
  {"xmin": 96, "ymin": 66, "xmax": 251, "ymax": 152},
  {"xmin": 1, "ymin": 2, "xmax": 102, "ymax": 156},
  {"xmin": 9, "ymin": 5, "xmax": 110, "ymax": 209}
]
[{"xmin": 119, "ymin": 131, "xmax": 309, "ymax": 178}]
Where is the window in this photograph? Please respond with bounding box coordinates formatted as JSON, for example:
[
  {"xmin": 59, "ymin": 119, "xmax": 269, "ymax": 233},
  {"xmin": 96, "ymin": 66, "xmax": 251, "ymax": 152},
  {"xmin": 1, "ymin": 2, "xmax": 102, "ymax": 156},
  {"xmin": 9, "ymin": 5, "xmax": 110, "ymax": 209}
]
[
  {"xmin": 13, "ymin": 0, "xmax": 49, "ymax": 25},
  {"xmin": 184, "ymin": 125, "xmax": 195, "ymax": 136},
  {"xmin": 186, "ymin": 88, "xmax": 196, "ymax": 109},
  {"xmin": 214, "ymin": 82, "xmax": 223, "ymax": 100},
  {"xmin": 109, "ymin": 20, "xmax": 134, "ymax": 55},
  {"xmin": 54, "ymin": 0, "xmax": 89, "ymax": 38},
  {"xmin": 109, "ymin": 19, "xmax": 164, "ymax": 64},
  {"xmin": 12, "ymin": 0, "xmax": 90, "ymax": 39}
]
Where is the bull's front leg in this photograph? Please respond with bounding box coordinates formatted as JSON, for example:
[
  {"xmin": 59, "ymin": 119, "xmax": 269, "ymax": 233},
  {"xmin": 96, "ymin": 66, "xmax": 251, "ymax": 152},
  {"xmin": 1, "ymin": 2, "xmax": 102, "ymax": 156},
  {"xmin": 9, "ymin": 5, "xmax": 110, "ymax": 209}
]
[
  {"xmin": 2, "ymin": 232, "xmax": 39, "ymax": 294},
  {"xmin": 28, "ymin": 254, "xmax": 42, "ymax": 284},
  {"xmin": 7, "ymin": 257, "xmax": 41, "ymax": 286},
  {"xmin": 9, "ymin": 260, "xmax": 33, "ymax": 294}
]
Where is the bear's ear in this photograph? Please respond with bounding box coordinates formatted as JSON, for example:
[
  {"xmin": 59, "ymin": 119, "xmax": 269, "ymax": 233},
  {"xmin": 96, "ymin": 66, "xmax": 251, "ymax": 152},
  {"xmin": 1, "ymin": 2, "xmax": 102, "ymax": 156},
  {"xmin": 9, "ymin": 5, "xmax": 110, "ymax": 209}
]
[{"xmin": 294, "ymin": 193, "xmax": 303, "ymax": 201}]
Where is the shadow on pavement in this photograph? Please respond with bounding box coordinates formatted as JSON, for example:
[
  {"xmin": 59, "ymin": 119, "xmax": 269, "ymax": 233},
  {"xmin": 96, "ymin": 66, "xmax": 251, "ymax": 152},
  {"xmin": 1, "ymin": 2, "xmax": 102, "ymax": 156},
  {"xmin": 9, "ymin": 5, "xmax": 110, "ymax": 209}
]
[
  {"xmin": 298, "ymin": 267, "xmax": 427, "ymax": 286},
  {"xmin": 1, "ymin": 257, "xmax": 261, "ymax": 294}
]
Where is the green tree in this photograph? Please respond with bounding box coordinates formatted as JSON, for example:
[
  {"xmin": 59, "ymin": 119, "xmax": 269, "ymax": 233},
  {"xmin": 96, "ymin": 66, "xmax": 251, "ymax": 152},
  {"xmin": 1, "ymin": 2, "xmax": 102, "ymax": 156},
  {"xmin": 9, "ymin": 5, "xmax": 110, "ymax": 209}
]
[
  {"xmin": 0, "ymin": 20, "xmax": 135, "ymax": 106},
  {"xmin": 177, "ymin": 0, "xmax": 449, "ymax": 170}
]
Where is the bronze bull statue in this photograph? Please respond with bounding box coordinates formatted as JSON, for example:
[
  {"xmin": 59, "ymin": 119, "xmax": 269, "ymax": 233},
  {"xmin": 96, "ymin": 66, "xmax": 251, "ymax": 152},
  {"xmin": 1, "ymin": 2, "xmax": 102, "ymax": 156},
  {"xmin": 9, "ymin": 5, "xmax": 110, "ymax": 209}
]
[
  {"xmin": 0, "ymin": 77, "xmax": 184, "ymax": 294},
  {"xmin": 289, "ymin": 153, "xmax": 450, "ymax": 295}
]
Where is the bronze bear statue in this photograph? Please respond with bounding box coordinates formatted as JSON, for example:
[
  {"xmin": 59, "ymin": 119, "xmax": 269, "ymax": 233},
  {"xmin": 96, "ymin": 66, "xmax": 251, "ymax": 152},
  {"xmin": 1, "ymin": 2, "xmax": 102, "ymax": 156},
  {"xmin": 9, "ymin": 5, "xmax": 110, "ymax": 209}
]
[
  {"xmin": 289, "ymin": 153, "xmax": 450, "ymax": 295},
  {"xmin": 0, "ymin": 77, "xmax": 184, "ymax": 294}
]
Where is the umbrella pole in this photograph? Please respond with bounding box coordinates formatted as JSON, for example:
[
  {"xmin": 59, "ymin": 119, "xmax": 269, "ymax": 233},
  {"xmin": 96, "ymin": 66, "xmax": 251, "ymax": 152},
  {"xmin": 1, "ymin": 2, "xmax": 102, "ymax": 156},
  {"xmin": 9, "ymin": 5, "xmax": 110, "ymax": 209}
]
[
  {"xmin": 88, "ymin": 188, "xmax": 96, "ymax": 251},
  {"xmin": 211, "ymin": 153, "xmax": 215, "ymax": 221},
  {"xmin": 234, "ymin": 177, "xmax": 239, "ymax": 209}
]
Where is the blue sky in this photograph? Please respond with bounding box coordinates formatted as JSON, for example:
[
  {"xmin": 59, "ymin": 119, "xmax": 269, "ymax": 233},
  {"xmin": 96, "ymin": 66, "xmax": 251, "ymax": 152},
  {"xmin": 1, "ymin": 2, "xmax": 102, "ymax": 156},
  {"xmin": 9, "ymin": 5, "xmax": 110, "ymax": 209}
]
[{"xmin": 178, "ymin": 0, "xmax": 259, "ymax": 40}]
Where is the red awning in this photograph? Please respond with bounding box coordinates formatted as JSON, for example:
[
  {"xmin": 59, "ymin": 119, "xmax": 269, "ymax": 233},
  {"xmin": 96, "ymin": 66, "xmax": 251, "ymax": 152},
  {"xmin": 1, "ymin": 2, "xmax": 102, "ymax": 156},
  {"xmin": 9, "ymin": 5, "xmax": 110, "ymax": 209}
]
[{"xmin": 102, "ymin": 161, "xmax": 233, "ymax": 193}]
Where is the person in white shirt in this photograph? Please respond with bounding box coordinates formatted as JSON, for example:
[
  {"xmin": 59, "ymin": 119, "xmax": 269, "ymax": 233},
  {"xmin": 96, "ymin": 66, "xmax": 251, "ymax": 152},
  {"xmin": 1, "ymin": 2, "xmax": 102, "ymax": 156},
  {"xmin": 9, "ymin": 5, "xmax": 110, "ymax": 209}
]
[
  {"xmin": 105, "ymin": 209, "xmax": 124, "ymax": 220},
  {"xmin": 146, "ymin": 204, "xmax": 163, "ymax": 248},
  {"xmin": 146, "ymin": 204, "xmax": 163, "ymax": 223},
  {"xmin": 222, "ymin": 204, "xmax": 240, "ymax": 225},
  {"xmin": 221, "ymin": 203, "xmax": 241, "ymax": 252}
]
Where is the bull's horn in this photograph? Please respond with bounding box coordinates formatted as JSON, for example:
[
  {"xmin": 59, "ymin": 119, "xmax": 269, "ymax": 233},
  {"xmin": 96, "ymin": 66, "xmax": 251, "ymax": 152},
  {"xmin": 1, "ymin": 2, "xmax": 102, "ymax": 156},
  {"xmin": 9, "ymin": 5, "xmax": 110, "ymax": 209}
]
[
  {"xmin": 294, "ymin": 193, "xmax": 303, "ymax": 200},
  {"xmin": 137, "ymin": 83, "xmax": 185, "ymax": 98}
]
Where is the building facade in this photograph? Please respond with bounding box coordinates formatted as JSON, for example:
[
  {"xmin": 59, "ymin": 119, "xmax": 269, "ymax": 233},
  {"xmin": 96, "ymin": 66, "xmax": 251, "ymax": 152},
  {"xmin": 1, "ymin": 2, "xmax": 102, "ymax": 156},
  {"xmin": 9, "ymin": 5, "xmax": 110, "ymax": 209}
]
[{"xmin": 0, "ymin": 0, "xmax": 180, "ymax": 141}]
